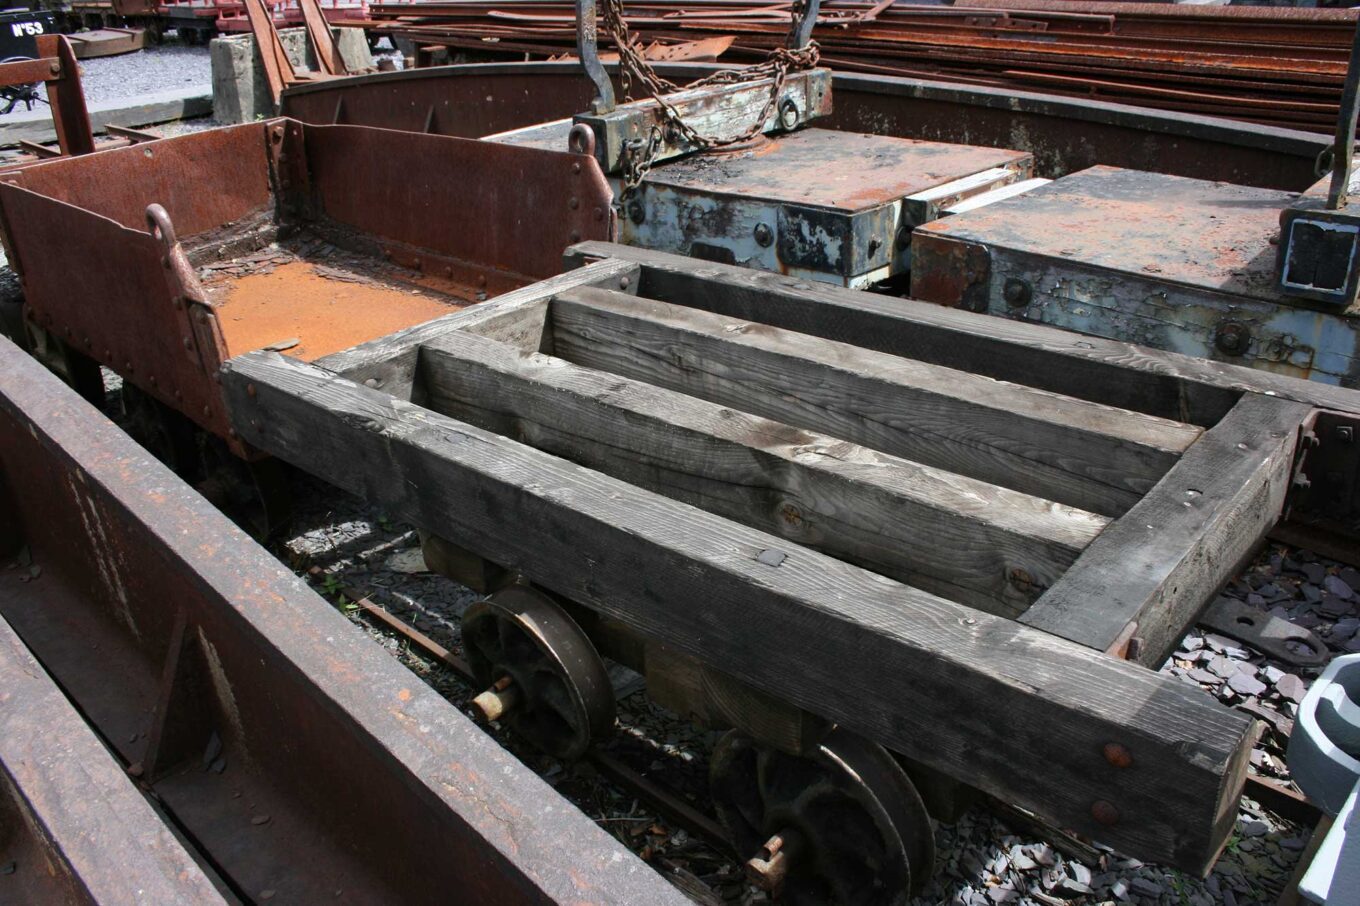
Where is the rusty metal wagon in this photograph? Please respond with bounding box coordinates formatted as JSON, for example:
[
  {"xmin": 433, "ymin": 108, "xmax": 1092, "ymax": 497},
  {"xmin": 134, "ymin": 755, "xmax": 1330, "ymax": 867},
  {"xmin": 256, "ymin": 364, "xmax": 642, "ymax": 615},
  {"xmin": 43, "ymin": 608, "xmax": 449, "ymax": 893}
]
[{"xmin": 3, "ymin": 17, "xmax": 1360, "ymax": 900}]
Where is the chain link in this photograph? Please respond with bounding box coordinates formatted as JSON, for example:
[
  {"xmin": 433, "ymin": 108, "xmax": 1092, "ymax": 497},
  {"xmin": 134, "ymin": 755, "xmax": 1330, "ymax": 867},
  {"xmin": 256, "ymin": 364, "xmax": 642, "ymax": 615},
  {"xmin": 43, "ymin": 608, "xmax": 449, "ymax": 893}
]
[{"xmin": 600, "ymin": 0, "xmax": 820, "ymax": 197}]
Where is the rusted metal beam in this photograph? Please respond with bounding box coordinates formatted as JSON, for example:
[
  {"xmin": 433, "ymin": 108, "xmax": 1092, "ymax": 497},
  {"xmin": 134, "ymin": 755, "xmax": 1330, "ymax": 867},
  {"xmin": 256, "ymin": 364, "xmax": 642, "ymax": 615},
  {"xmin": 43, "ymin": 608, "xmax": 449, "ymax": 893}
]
[{"xmin": 0, "ymin": 612, "xmax": 225, "ymax": 904}]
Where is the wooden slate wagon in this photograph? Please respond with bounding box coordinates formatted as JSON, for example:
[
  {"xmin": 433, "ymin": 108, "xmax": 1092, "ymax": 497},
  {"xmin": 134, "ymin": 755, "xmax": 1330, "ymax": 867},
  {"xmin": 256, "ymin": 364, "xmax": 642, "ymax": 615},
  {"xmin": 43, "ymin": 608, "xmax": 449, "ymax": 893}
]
[{"xmin": 211, "ymin": 240, "xmax": 1360, "ymax": 899}]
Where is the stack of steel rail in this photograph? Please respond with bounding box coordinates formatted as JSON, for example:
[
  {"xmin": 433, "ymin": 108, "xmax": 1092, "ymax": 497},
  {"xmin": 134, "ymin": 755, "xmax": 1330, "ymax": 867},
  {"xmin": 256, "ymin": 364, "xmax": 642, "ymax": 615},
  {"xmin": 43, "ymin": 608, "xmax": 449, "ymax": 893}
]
[{"xmin": 360, "ymin": 0, "xmax": 1358, "ymax": 131}]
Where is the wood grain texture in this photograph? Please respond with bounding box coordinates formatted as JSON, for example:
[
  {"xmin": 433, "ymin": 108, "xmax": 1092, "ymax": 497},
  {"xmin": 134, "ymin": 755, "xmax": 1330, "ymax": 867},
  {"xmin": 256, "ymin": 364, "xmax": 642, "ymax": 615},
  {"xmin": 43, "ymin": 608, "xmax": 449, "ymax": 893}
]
[
  {"xmin": 224, "ymin": 349, "xmax": 1254, "ymax": 873},
  {"xmin": 563, "ymin": 241, "xmax": 1360, "ymax": 424},
  {"xmin": 550, "ymin": 286, "xmax": 1200, "ymax": 517},
  {"xmin": 312, "ymin": 258, "xmax": 640, "ymax": 399},
  {"xmin": 419, "ymin": 331, "xmax": 1108, "ymax": 615},
  {"xmin": 1022, "ymin": 392, "xmax": 1309, "ymax": 667}
]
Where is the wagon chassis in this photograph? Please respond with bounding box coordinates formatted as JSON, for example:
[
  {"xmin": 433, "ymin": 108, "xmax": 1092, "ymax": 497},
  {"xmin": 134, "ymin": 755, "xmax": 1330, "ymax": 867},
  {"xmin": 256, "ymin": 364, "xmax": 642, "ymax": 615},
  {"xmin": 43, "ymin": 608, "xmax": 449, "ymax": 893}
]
[
  {"xmin": 179, "ymin": 236, "xmax": 1355, "ymax": 887},
  {"xmin": 3, "ymin": 103, "xmax": 1360, "ymax": 899}
]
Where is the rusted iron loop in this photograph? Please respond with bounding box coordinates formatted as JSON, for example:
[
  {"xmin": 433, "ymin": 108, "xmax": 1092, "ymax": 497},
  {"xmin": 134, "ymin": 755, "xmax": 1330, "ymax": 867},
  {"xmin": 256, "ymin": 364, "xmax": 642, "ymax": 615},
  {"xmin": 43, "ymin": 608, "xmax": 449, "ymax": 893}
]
[
  {"xmin": 145, "ymin": 203, "xmax": 178, "ymax": 249},
  {"xmin": 568, "ymin": 123, "xmax": 596, "ymax": 157}
]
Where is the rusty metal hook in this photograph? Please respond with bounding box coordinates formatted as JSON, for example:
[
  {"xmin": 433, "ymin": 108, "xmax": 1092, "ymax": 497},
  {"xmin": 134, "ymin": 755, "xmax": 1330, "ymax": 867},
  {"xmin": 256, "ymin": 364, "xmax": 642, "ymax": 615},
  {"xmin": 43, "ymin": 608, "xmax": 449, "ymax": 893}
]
[
  {"xmin": 145, "ymin": 204, "xmax": 178, "ymax": 249},
  {"xmin": 568, "ymin": 123, "xmax": 597, "ymax": 159}
]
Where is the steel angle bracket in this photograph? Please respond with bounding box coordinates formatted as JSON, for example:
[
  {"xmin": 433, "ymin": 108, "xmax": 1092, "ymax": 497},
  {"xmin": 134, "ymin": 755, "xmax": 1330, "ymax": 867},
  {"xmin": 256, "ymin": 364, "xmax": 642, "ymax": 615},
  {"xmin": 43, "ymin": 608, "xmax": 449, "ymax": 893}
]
[{"xmin": 572, "ymin": 69, "xmax": 833, "ymax": 175}]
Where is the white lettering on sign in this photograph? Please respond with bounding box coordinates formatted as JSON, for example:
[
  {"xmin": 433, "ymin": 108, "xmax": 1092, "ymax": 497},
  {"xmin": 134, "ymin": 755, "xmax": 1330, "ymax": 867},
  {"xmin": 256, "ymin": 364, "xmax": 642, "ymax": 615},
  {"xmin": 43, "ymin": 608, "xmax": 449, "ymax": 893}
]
[{"xmin": 10, "ymin": 22, "xmax": 46, "ymax": 37}]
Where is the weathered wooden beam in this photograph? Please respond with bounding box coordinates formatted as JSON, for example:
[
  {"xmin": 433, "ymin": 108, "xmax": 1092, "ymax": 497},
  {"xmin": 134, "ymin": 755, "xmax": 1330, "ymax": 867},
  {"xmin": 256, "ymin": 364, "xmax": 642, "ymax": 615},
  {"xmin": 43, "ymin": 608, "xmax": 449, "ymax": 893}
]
[
  {"xmin": 223, "ymin": 349, "xmax": 1254, "ymax": 873},
  {"xmin": 549, "ymin": 287, "xmax": 1201, "ymax": 517},
  {"xmin": 312, "ymin": 257, "xmax": 639, "ymax": 398},
  {"xmin": 419, "ymin": 331, "xmax": 1107, "ymax": 616},
  {"xmin": 1022, "ymin": 392, "xmax": 1309, "ymax": 666},
  {"xmin": 562, "ymin": 242, "xmax": 1360, "ymax": 425}
]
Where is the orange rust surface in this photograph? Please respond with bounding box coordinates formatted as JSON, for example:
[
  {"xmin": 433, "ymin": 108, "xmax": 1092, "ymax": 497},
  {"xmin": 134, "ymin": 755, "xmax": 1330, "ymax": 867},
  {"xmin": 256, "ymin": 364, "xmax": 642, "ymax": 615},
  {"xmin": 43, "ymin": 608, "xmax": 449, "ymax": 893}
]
[{"xmin": 213, "ymin": 261, "xmax": 467, "ymax": 361}]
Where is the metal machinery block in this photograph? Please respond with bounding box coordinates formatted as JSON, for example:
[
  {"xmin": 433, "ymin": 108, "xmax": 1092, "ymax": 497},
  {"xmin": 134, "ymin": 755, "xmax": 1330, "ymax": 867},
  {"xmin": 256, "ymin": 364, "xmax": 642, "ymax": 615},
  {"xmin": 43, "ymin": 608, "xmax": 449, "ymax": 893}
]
[
  {"xmin": 911, "ymin": 165, "xmax": 1360, "ymax": 386},
  {"xmin": 620, "ymin": 127, "xmax": 1034, "ymax": 289}
]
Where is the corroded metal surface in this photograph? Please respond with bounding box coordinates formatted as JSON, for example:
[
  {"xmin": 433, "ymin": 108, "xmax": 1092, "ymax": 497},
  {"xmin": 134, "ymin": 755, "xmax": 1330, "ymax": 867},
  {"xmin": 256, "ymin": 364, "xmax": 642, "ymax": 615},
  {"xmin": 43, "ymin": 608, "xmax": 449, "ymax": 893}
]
[
  {"xmin": 0, "ymin": 332, "xmax": 685, "ymax": 905},
  {"xmin": 280, "ymin": 61, "xmax": 1331, "ymax": 192},
  {"xmin": 0, "ymin": 117, "xmax": 613, "ymax": 449},
  {"xmin": 623, "ymin": 127, "xmax": 1030, "ymax": 285},
  {"xmin": 0, "ymin": 612, "xmax": 224, "ymax": 905},
  {"xmin": 912, "ymin": 166, "xmax": 1360, "ymax": 385}
]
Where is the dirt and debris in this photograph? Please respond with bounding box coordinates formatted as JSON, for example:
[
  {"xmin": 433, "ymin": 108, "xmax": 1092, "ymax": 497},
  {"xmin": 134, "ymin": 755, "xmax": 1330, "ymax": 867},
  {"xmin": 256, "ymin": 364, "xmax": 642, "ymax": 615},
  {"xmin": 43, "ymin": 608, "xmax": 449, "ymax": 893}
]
[{"xmin": 199, "ymin": 232, "xmax": 477, "ymax": 361}]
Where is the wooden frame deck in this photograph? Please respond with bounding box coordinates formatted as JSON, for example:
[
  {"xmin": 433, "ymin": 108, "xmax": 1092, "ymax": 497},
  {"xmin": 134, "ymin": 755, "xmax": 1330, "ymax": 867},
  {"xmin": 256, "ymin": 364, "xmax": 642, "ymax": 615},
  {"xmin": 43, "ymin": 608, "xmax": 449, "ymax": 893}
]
[{"xmin": 219, "ymin": 243, "xmax": 1360, "ymax": 875}]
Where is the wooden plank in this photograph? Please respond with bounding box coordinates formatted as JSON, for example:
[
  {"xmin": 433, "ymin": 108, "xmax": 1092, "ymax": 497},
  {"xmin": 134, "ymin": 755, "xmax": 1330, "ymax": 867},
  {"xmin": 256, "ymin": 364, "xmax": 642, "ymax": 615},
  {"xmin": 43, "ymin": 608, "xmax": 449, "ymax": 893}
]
[
  {"xmin": 419, "ymin": 331, "xmax": 1108, "ymax": 616},
  {"xmin": 1021, "ymin": 393, "xmax": 1309, "ymax": 666},
  {"xmin": 562, "ymin": 241, "xmax": 1360, "ymax": 425},
  {"xmin": 549, "ymin": 286, "xmax": 1202, "ymax": 517},
  {"xmin": 312, "ymin": 257, "xmax": 640, "ymax": 398},
  {"xmin": 223, "ymin": 349, "xmax": 1255, "ymax": 873}
]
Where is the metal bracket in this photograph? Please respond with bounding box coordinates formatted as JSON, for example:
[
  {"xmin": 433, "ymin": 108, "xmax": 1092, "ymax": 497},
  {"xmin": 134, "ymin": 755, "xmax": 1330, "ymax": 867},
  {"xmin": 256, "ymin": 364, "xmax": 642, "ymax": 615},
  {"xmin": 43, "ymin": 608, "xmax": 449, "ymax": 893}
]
[
  {"xmin": 1197, "ymin": 596, "xmax": 1328, "ymax": 669},
  {"xmin": 572, "ymin": 68, "xmax": 832, "ymax": 175},
  {"xmin": 789, "ymin": 0, "xmax": 822, "ymax": 50},
  {"xmin": 575, "ymin": 0, "xmax": 615, "ymax": 115},
  {"xmin": 1328, "ymin": 23, "xmax": 1360, "ymax": 210}
]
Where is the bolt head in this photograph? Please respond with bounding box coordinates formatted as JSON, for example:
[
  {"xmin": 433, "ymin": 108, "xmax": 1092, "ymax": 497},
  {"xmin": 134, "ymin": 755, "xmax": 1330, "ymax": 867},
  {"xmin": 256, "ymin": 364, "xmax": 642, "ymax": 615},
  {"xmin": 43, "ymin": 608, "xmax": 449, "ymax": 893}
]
[
  {"xmin": 1336, "ymin": 425, "xmax": 1354, "ymax": 444},
  {"xmin": 1102, "ymin": 742, "xmax": 1133, "ymax": 769},
  {"xmin": 628, "ymin": 201, "xmax": 645, "ymax": 225},
  {"xmin": 1002, "ymin": 278, "xmax": 1032, "ymax": 308},
  {"xmin": 1091, "ymin": 799, "xmax": 1119, "ymax": 826},
  {"xmin": 1215, "ymin": 321, "xmax": 1251, "ymax": 357},
  {"xmin": 754, "ymin": 223, "xmax": 774, "ymax": 248}
]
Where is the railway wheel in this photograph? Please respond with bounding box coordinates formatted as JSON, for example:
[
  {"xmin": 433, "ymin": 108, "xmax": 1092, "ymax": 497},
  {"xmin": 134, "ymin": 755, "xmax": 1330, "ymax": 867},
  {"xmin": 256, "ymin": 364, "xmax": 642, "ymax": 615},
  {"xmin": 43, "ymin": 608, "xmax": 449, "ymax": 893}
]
[
  {"xmin": 461, "ymin": 585, "xmax": 614, "ymax": 760},
  {"xmin": 711, "ymin": 728, "xmax": 935, "ymax": 905},
  {"xmin": 194, "ymin": 435, "xmax": 292, "ymax": 540}
]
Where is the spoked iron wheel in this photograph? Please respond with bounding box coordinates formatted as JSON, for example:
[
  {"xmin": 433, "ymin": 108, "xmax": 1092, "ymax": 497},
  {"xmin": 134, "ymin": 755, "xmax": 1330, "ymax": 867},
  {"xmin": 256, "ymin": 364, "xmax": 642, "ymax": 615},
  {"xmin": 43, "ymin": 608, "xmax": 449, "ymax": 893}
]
[
  {"xmin": 711, "ymin": 728, "xmax": 935, "ymax": 906},
  {"xmin": 461, "ymin": 585, "xmax": 614, "ymax": 761},
  {"xmin": 120, "ymin": 384, "xmax": 198, "ymax": 475},
  {"xmin": 194, "ymin": 435, "xmax": 292, "ymax": 540}
]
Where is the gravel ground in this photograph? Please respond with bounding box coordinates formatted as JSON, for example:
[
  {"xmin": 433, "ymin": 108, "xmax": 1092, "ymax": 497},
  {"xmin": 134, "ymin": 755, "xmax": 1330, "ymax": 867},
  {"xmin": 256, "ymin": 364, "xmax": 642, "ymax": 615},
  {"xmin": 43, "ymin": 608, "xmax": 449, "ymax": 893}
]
[
  {"xmin": 271, "ymin": 469, "xmax": 1339, "ymax": 906},
  {"xmin": 74, "ymin": 39, "xmax": 211, "ymax": 107}
]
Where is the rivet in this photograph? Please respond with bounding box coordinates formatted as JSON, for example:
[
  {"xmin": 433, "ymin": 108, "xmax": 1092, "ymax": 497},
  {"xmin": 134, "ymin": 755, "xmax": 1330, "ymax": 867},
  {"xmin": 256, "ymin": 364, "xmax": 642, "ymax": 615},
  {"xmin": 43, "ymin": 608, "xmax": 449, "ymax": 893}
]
[
  {"xmin": 570, "ymin": 230, "xmax": 581, "ymax": 242},
  {"xmin": 572, "ymin": 162, "xmax": 582, "ymax": 174},
  {"xmin": 202, "ymin": 406, "xmax": 210, "ymax": 417},
  {"xmin": 619, "ymin": 277, "xmax": 630, "ymax": 289},
  {"xmin": 1003, "ymin": 277, "xmax": 1032, "ymax": 308},
  {"xmin": 183, "ymin": 337, "xmax": 192, "ymax": 350},
  {"xmin": 1102, "ymin": 743, "xmax": 1132, "ymax": 769},
  {"xmin": 247, "ymin": 383, "xmax": 257, "ymax": 398},
  {"xmin": 1091, "ymin": 800, "xmax": 1119, "ymax": 826},
  {"xmin": 568, "ymin": 197, "xmax": 579, "ymax": 210}
]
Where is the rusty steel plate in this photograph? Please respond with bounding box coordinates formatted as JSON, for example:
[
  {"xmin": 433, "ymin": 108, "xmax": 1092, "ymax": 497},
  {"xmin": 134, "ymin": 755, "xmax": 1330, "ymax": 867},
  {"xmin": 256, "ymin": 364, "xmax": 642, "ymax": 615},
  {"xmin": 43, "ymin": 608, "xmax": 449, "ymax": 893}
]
[
  {"xmin": 911, "ymin": 165, "xmax": 1360, "ymax": 384},
  {"xmin": 0, "ymin": 611, "xmax": 224, "ymax": 904},
  {"xmin": 915, "ymin": 165, "xmax": 1294, "ymax": 303},
  {"xmin": 641, "ymin": 128, "xmax": 1031, "ymax": 213}
]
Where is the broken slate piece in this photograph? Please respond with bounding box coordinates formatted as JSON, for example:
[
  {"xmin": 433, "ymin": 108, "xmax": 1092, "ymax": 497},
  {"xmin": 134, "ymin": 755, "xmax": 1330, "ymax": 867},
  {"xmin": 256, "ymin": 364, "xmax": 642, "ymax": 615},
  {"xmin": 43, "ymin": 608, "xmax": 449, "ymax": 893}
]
[
  {"xmin": 1208, "ymin": 655, "xmax": 1239, "ymax": 679},
  {"xmin": 1229, "ymin": 671, "xmax": 1267, "ymax": 696},
  {"xmin": 1275, "ymin": 673, "xmax": 1307, "ymax": 703},
  {"xmin": 1189, "ymin": 668, "xmax": 1222, "ymax": 685},
  {"xmin": 1324, "ymin": 574, "xmax": 1354, "ymax": 600},
  {"xmin": 1129, "ymin": 877, "xmax": 1164, "ymax": 898}
]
